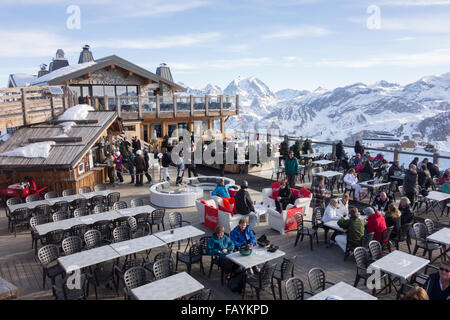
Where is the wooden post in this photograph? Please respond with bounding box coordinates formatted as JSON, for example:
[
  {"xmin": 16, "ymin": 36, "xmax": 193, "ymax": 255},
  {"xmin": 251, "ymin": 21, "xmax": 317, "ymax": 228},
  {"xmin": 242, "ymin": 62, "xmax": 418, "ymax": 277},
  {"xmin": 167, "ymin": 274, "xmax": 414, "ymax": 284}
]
[
  {"xmin": 433, "ymin": 152, "xmax": 440, "ymax": 167},
  {"xmin": 116, "ymin": 96, "xmax": 121, "ymax": 117},
  {"xmin": 220, "ymin": 95, "xmax": 223, "ymax": 116},
  {"xmin": 205, "ymin": 95, "xmax": 209, "ymax": 116},
  {"xmin": 50, "ymin": 95, "xmax": 55, "ymax": 119},
  {"xmin": 394, "ymin": 147, "xmax": 399, "ymax": 162},
  {"xmin": 21, "ymin": 88, "xmax": 28, "ymax": 126},
  {"xmin": 331, "ymin": 142, "xmax": 336, "ymax": 160},
  {"xmin": 94, "ymin": 97, "xmax": 99, "ymax": 110},
  {"xmin": 220, "ymin": 118, "xmax": 225, "ymax": 134},
  {"xmin": 156, "ymin": 95, "xmax": 160, "ymax": 118},
  {"xmin": 138, "ymin": 96, "xmax": 142, "ymax": 119},
  {"xmin": 190, "ymin": 95, "xmax": 194, "ymax": 117},
  {"xmin": 236, "ymin": 95, "xmax": 239, "ymax": 115},
  {"xmin": 173, "ymin": 95, "xmax": 177, "ymax": 118},
  {"xmin": 104, "ymin": 95, "xmax": 109, "ymax": 111}
]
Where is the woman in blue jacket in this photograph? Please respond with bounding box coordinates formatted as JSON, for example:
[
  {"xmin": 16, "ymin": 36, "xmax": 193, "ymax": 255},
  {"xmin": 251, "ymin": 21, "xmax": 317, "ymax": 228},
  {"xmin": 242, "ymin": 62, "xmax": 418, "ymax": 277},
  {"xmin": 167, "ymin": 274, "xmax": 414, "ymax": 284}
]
[{"xmin": 206, "ymin": 225, "xmax": 235, "ymax": 279}]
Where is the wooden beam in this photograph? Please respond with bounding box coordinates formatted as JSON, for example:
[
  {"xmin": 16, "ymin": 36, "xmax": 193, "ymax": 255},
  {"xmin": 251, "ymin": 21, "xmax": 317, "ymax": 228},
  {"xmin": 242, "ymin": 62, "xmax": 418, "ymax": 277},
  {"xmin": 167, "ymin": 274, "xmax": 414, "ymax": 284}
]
[{"xmin": 29, "ymin": 137, "xmax": 82, "ymax": 143}]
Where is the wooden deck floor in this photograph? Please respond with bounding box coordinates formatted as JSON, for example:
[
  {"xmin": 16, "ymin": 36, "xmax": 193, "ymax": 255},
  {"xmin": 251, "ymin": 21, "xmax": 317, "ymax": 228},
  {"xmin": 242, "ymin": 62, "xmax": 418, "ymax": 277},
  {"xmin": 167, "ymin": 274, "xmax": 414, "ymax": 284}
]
[{"xmin": 0, "ymin": 166, "xmax": 448, "ymax": 300}]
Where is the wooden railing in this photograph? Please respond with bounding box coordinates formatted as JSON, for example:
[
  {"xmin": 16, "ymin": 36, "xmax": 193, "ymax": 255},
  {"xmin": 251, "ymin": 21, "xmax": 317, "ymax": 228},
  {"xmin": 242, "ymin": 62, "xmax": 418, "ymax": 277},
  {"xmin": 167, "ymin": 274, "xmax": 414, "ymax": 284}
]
[{"xmin": 0, "ymin": 86, "xmax": 77, "ymax": 130}]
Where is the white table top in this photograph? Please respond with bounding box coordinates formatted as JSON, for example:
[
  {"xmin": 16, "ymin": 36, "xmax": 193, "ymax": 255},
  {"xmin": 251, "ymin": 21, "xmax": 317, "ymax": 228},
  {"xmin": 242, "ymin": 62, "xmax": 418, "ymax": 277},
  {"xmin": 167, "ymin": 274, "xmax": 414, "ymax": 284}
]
[
  {"xmin": 226, "ymin": 246, "xmax": 285, "ymax": 269},
  {"xmin": 153, "ymin": 225, "xmax": 205, "ymax": 244},
  {"xmin": 359, "ymin": 180, "xmax": 391, "ymax": 189},
  {"xmin": 323, "ymin": 216, "xmax": 367, "ymax": 232},
  {"xmin": 314, "ymin": 170, "xmax": 343, "ymax": 178},
  {"xmin": 426, "ymin": 191, "xmax": 450, "ymax": 202},
  {"xmin": 301, "ymin": 154, "xmax": 317, "ymax": 158},
  {"xmin": 312, "ymin": 160, "xmax": 334, "ymax": 166},
  {"xmin": 110, "ymin": 235, "xmax": 166, "ymax": 256},
  {"xmin": 78, "ymin": 211, "xmax": 123, "ymax": 224},
  {"xmin": 115, "ymin": 205, "xmax": 156, "ymax": 217},
  {"xmin": 131, "ymin": 272, "xmax": 204, "ymax": 300},
  {"xmin": 80, "ymin": 190, "xmax": 113, "ymax": 199},
  {"xmin": 35, "ymin": 217, "xmax": 83, "ymax": 236},
  {"xmin": 390, "ymin": 175, "xmax": 405, "ymax": 180},
  {"xmin": 8, "ymin": 199, "xmax": 50, "ymax": 212},
  {"xmin": 427, "ymin": 228, "xmax": 450, "ymax": 246},
  {"xmin": 307, "ymin": 281, "xmax": 377, "ymax": 300},
  {"xmin": 58, "ymin": 245, "xmax": 120, "ymax": 272},
  {"xmin": 370, "ymin": 250, "xmax": 429, "ymax": 280},
  {"xmin": 46, "ymin": 194, "xmax": 84, "ymax": 205}
]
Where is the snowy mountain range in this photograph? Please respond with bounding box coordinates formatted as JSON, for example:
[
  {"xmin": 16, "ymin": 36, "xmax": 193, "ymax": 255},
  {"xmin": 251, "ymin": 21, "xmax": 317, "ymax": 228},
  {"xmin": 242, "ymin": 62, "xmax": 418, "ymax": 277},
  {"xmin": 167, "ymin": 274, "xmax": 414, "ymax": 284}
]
[{"xmin": 177, "ymin": 73, "xmax": 450, "ymax": 148}]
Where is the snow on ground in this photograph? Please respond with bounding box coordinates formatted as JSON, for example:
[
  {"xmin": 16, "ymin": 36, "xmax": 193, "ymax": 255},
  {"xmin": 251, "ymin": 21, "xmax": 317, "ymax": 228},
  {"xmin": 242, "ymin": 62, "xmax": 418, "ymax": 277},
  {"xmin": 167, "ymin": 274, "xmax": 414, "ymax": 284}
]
[
  {"xmin": 58, "ymin": 104, "xmax": 94, "ymax": 121},
  {"xmin": 60, "ymin": 122, "xmax": 76, "ymax": 133},
  {"xmin": 0, "ymin": 141, "xmax": 55, "ymax": 158}
]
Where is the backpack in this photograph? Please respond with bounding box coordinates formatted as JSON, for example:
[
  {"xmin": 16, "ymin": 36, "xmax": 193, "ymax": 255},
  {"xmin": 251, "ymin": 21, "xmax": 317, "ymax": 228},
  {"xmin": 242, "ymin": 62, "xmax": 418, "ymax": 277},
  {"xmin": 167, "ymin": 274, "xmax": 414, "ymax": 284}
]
[{"xmin": 227, "ymin": 270, "xmax": 245, "ymax": 293}]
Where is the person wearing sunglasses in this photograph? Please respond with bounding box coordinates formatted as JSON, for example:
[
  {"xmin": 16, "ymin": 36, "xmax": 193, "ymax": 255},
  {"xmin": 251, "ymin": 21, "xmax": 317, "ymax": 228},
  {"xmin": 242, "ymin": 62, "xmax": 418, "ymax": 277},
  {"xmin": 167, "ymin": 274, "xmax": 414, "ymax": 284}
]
[{"xmin": 425, "ymin": 260, "xmax": 450, "ymax": 300}]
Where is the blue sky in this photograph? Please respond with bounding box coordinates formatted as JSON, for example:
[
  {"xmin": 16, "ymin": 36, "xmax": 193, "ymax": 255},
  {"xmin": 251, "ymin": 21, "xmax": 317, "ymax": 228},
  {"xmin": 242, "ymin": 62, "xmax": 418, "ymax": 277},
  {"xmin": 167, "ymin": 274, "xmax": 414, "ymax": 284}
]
[{"xmin": 1, "ymin": 0, "xmax": 450, "ymax": 91}]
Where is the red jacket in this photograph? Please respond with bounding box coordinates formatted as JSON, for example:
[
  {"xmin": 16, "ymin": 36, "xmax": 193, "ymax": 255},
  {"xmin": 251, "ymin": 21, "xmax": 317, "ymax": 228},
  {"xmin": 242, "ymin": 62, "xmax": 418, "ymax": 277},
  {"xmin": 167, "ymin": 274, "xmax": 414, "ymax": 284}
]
[{"xmin": 366, "ymin": 211, "xmax": 387, "ymax": 242}]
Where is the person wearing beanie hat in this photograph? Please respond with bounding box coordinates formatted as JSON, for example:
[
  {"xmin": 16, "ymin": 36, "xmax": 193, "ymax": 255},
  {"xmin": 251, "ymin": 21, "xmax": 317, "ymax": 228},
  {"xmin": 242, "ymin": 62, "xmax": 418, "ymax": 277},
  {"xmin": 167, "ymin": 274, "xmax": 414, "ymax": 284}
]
[{"xmin": 365, "ymin": 207, "xmax": 387, "ymax": 242}]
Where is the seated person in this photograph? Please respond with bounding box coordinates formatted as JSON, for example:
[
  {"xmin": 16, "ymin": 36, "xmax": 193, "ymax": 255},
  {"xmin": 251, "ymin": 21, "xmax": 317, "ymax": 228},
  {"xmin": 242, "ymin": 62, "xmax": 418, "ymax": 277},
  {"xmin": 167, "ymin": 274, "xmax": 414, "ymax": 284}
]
[
  {"xmin": 230, "ymin": 218, "xmax": 256, "ymax": 249},
  {"xmin": 322, "ymin": 198, "xmax": 341, "ymax": 223},
  {"xmin": 439, "ymin": 169, "xmax": 450, "ymax": 186},
  {"xmin": 336, "ymin": 194, "xmax": 350, "ymax": 217},
  {"xmin": 399, "ymin": 197, "xmax": 414, "ymax": 225},
  {"xmin": 418, "ymin": 164, "xmax": 433, "ymax": 190},
  {"xmin": 335, "ymin": 208, "xmax": 365, "ymax": 253},
  {"xmin": 372, "ymin": 192, "xmax": 392, "ymax": 213},
  {"xmin": 388, "ymin": 160, "xmax": 403, "ymax": 180},
  {"xmin": 275, "ymin": 179, "xmax": 294, "ymax": 212},
  {"xmin": 311, "ymin": 176, "xmax": 329, "ymax": 207},
  {"xmin": 403, "ymin": 286, "xmax": 429, "ymax": 300},
  {"xmin": 425, "ymin": 261, "xmax": 450, "ymax": 300},
  {"xmin": 344, "ymin": 168, "xmax": 366, "ymax": 201},
  {"xmin": 234, "ymin": 180, "xmax": 258, "ymax": 227},
  {"xmin": 364, "ymin": 207, "xmax": 387, "ymax": 243},
  {"xmin": 211, "ymin": 178, "xmax": 231, "ymax": 198},
  {"xmin": 206, "ymin": 225, "xmax": 236, "ymax": 280},
  {"xmin": 360, "ymin": 160, "xmax": 374, "ymax": 180},
  {"xmin": 384, "ymin": 203, "xmax": 401, "ymax": 240}
]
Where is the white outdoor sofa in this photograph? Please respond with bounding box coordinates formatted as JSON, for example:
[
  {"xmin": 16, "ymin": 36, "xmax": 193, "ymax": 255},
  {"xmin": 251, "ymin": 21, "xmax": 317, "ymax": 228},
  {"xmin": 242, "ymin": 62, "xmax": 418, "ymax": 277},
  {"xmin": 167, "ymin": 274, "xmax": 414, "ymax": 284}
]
[
  {"xmin": 149, "ymin": 181, "xmax": 203, "ymax": 208},
  {"xmin": 266, "ymin": 195, "xmax": 312, "ymax": 235},
  {"xmin": 186, "ymin": 176, "xmax": 235, "ymax": 191}
]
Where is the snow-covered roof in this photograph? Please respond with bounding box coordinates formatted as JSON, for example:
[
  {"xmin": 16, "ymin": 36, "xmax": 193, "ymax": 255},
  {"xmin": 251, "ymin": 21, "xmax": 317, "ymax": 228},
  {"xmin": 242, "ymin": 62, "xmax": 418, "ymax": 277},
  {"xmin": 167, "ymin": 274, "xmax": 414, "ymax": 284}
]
[
  {"xmin": 32, "ymin": 61, "xmax": 97, "ymax": 85},
  {"xmin": 8, "ymin": 73, "xmax": 38, "ymax": 87}
]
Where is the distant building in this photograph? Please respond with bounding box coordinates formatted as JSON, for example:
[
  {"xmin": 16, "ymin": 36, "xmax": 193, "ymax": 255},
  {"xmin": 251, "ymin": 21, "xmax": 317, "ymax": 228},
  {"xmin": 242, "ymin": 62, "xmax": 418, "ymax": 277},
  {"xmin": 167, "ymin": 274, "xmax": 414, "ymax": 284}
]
[{"xmin": 401, "ymin": 140, "xmax": 416, "ymax": 151}]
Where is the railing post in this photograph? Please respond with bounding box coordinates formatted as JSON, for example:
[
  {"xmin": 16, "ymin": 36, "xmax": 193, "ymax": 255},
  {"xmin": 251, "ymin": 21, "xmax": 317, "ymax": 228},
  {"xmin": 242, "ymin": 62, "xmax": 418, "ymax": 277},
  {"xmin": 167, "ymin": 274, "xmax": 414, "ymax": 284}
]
[
  {"xmin": 94, "ymin": 97, "xmax": 99, "ymax": 110},
  {"xmin": 138, "ymin": 96, "xmax": 142, "ymax": 119},
  {"xmin": 332, "ymin": 141, "xmax": 336, "ymax": 160},
  {"xmin": 433, "ymin": 152, "xmax": 440, "ymax": 167},
  {"xmin": 116, "ymin": 96, "xmax": 121, "ymax": 117},
  {"xmin": 220, "ymin": 95, "xmax": 223, "ymax": 116},
  {"xmin": 50, "ymin": 95, "xmax": 55, "ymax": 119},
  {"xmin": 173, "ymin": 95, "xmax": 177, "ymax": 118},
  {"xmin": 190, "ymin": 95, "xmax": 194, "ymax": 117},
  {"xmin": 21, "ymin": 88, "xmax": 28, "ymax": 126},
  {"xmin": 156, "ymin": 95, "xmax": 160, "ymax": 118},
  {"xmin": 104, "ymin": 95, "xmax": 109, "ymax": 110},
  {"xmin": 394, "ymin": 147, "xmax": 399, "ymax": 162},
  {"xmin": 205, "ymin": 95, "xmax": 209, "ymax": 116}
]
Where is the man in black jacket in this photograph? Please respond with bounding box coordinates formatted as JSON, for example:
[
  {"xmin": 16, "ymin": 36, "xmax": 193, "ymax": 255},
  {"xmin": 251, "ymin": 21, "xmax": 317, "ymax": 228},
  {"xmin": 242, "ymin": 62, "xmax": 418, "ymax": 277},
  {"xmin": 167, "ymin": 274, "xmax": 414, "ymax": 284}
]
[
  {"xmin": 234, "ymin": 180, "xmax": 258, "ymax": 228},
  {"xmin": 143, "ymin": 148, "xmax": 153, "ymax": 184},
  {"xmin": 425, "ymin": 261, "xmax": 450, "ymax": 300},
  {"xmin": 403, "ymin": 164, "xmax": 418, "ymax": 206},
  {"xmin": 372, "ymin": 192, "xmax": 392, "ymax": 212},
  {"xmin": 275, "ymin": 180, "xmax": 294, "ymax": 212},
  {"xmin": 161, "ymin": 147, "xmax": 172, "ymax": 181},
  {"xmin": 132, "ymin": 136, "xmax": 141, "ymax": 154}
]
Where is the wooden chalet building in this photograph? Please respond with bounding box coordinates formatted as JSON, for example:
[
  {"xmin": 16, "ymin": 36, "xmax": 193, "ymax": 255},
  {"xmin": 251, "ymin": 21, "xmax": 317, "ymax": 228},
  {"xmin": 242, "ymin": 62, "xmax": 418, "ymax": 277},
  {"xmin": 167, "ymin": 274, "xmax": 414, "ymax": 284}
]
[{"xmin": 8, "ymin": 46, "xmax": 239, "ymax": 146}]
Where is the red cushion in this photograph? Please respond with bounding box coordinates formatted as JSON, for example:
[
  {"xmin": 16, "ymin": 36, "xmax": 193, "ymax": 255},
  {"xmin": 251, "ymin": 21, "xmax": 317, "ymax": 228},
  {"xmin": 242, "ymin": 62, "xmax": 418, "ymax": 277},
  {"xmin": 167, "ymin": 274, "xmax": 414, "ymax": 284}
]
[
  {"xmin": 272, "ymin": 189, "xmax": 279, "ymax": 198},
  {"xmin": 269, "ymin": 195, "xmax": 277, "ymax": 200},
  {"xmin": 229, "ymin": 189, "xmax": 238, "ymax": 198},
  {"xmin": 222, "ymin": 197, "xmax": 236, "ymax": 215},
  {"xmin": 271, "ymin": 181, "xmax": 281, "ymax": 189},
  {"xmin": 299, "ymin": 186, "xmax": 311, "ymax": 198},
  {"xmin": 291, "ymin": 188, "xmax": 301, "ymax": 199}
]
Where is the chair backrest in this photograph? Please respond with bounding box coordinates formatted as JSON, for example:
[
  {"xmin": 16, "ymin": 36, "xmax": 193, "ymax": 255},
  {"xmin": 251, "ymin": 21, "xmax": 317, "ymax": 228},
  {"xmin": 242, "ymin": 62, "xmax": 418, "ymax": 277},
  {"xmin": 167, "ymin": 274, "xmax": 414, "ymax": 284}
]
[
  {"xmin": 45, "ymin": 229, "xmax": 65, "ymax": 245},
  {"xmin": 381, "ymin": 226, "xmax": 395, "ymax": 243},
  {"xmin": 307, "ymin": 268, "xmax": 327, "ymax": 293},
  {"xmin": 424, "ymin": 219, "xmax": 436, "ymax": 235},
  {"xmin": 62, "ymin": 236, "xmax": 82, "ymax": 255},
  {"xmin": 152, "ymin": 258, "xmax": 175, "ymax": 280},
  {"xmin": 11, "ymin": 207, "xmax": 29, "ymax": 221},
  {"xmin": 256, "ymin": 262, "xmax": 277, "ymax": 288},
  {"xmin": 130, "ymin": 198, "xmax": 144, "ymax": 208},
  {"xmin": 112, "ymin": 226, "xmax": 131, "ymax": 242},
  {"xmin": 92, "ymin": 220, "xmax": 111, "ymax": 240},
  {"xmin": 154, "ymin": 250, "xmax": 172, "ymax": 264},
  {"xmin": 285, "ymin": 277, "xmax": 306, "ymax": 300},
  {"xmin": 52, "ymin": 211, "xmax": 69, "ymax": 222},
  {"xmin": 53, "ymin": 201, "xmax": 69, "ymax": 213},
  {"xmin": 62, "ymin": 189, "xmax": 76, "ymax": 196},
  {"xmin": 134, "ymin": 212, "xmax": 150, "ymax": 226},
  {"xmin": 94, "ymin": 184, "xmax": 106, "ymax": 191},
  {"xmin": 78, "ymin": 186, "xmax": 92, "ymax": 194},
  {"xmin": 6, "ymin": 197, "xmax": 22, "ymax": 206},
  {"xmin": 44, "ymin": 191, "xmax": 59, "ymax": 199},
  {"xmin": 150, "ymin": 209, "xmax": 165, "ymax": 224},
  {"xmin": 188, "ymin": 288, "xmax": 212, "ymax": 300},
  {"xmin": 353, "ymin": 247, "xmax": 369, "ymax": 268},
  {"xmin": 74, "ymin": 198, "xmax": 88, "ymax": 209},
  {"xmin": 73, "ymin": 207, "xmax": 89, "ymax": 218},
  {"xmin": 107, "ymin": 192, "xmax": 121, "ymax": 206},
  {"xmin": 26, "ymin": 194, "xmax": 41, "ymax": 203},
  {"xmin": 30, "ymin": 215, "xmax": 49, "ymax": 230},
  {"xmin": 123, "ymin": 266, "xmax": 147, "ymax": 290},
  {"xmin": 279, "ymin": 256, "xmax": 297, "ymax": 280},
  {"xmin": 84, "ymin": 229, "xmax": 102, "ymax": 248},
  {"xmin": 33, "ymin": 204, "xmax": 51, "ymax": 217},
  {"xmin": 90, "ymin": 195, "xmax": 105, "ymax": 207},
  {"xmin": 168, "ymin": 211, "xmax": 183, "ymax": 228},
  {"xmin": 70, "ymin": 224, "xmax": 89, "ymax": 238},
  {"xmin": 199, "ymin": 236, "xmax": 211, "ymax": 254},
  {"xmin": 113, "ymin": 216, "xmax": 129, "ymax": 228},
  {"xmin": 361, "ymin": 232, "xmax": 375, "ymax": 248},
  {"xmin": 93, "ymin": 204, "xmax": 106, "ymax": 214},
  {"xmin": 127, "ymin": 216, "xmax": 138, "ymax": 232},
  {"xmin": 113, "ymin": 201, "xmax": 128, "ymax": 210},
  {"xmin": 187, "ymin": 243, "xmax": 203, "ymax": 261},
  {"xmin": 294, "ymin": 212, "xmax": 303, "ymax": 231},
  {"xmin": 413, "ymin": 223, "xmax": 427, "ymax": 241},
  {"xmin": 38, "ymin": 244, "xmax": 59, "ymax": 265},
  {"xmin": 368, "ymin": 240, "xmax": 382, "ymax": 260}
]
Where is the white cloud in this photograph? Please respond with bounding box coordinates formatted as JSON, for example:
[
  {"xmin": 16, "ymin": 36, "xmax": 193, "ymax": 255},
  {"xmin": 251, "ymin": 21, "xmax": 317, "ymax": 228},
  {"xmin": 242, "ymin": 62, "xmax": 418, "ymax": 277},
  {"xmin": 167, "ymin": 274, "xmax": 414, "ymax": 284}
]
[
  {"xmin": 262, "ymin": 26, "xmax": 333, "ymax": 40},
  {"xmin": 376, "ymin": 0, "xmax": 450, "ymax": 6},
  {"xmin": 283, "ymin": 56, "xmax": 298, "ymax": 61},
  {"xmin": 162, "ymin": 57, "xmax": 272, "ymax": 72},
  {"xmin": 394, "ymin": 37, "xmax": 416, "ymax": 41}
]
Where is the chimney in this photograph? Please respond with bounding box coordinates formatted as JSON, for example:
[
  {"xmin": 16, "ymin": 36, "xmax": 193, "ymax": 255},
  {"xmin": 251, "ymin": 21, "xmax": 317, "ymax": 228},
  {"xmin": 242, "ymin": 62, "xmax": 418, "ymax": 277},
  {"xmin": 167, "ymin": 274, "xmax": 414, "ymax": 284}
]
[
  {"xmin": 38, "ymin": 64, "xmax": 49, "ymax": 77},
  {"xmin": 49, "ymin": 49, "xmax": 69, "ymax": 72},
  {"xmin": 156, "ymin": 63, "xmax": 173, "ymax": 82},
  {"xmin": 78, "ymin": 45, "xmax": 94, "ymax": 64}
]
